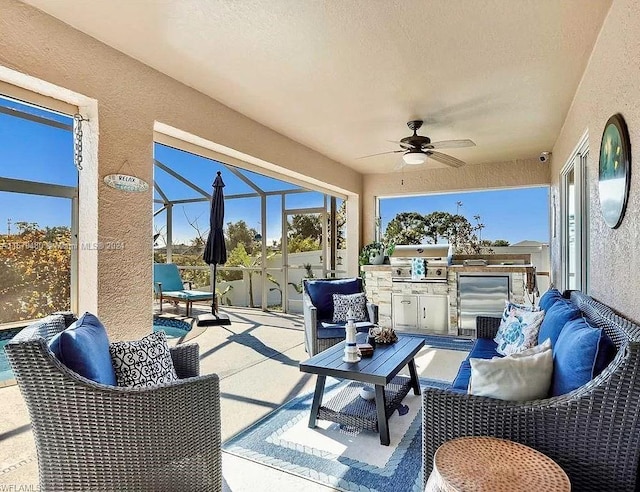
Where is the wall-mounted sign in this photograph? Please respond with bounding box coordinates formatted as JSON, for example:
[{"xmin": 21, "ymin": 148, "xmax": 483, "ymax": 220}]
[{"xmin": 103, "ymin": 174, "xmax": 149, "ymax": 193}]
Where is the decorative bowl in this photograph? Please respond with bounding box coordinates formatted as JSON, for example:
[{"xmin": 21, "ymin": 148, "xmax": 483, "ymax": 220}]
[{"xmin": 359, "ymin": 386, "xmax": 375, "ymax": 400}]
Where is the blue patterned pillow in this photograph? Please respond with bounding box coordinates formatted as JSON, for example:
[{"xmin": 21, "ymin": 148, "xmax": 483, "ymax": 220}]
[
  {"xmin": 332, "ymin": 293, "xmax": 368, "ymax": 322},
  {"xmin": 495, "ymin": 302, "xmax": 539, "ymax": 346},
  {"xmin": 109, "ymin": 331, "xmax": 178, "ymax": 388},
  {"xmin": 495, "ymin": 308, "xmax": 545, "ymax": 356}
]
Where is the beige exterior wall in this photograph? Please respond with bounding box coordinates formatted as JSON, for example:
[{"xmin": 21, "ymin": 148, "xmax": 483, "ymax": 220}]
[
  {"xmin": 0, "ymin": 0, "xmax": 362, "ymax": 339},
  {"xmin": 550, "ymin": 0, "xmax": 640, "ymax": 322},
  {"xmin": 362, "ymin": 158, "xmax": 550, "ymax": 243}
]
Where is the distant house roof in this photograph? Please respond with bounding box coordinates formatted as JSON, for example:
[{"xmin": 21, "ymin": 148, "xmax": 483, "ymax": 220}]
[{"xmin": 511, "ymin": 240, "xmax": 546, "ymax": 247}]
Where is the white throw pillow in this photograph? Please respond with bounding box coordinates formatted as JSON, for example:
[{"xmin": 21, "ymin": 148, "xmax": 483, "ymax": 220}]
[
  {"xmin": 495, "ymin": 307, "xmax": 545, "ymax": 356},
  {"xmin": 468, "ymin": 339, "xmax": 552, "ymax": 401}
]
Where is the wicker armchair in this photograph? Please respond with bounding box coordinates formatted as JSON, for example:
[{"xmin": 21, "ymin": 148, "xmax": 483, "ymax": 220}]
[
  {"xmin": 422, "ymin": 291, "xmax": 640, "ymax": 492},
  {"xmin": 303, "ymin": 278, "xmax": 379, "ymax": 356},
  {"xmin": 6, "ymin": 315, "xmax": 222, "ymax": 492}
]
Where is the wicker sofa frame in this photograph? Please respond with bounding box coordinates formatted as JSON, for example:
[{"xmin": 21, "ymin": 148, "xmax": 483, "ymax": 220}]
[
  {"xmin": 302, "ymin": 278, "xmax": 379, "ymax": 356},
  {"xmin": 422, "ymin": 291, "xmax": 640, "ymax": 491},
  {"xmin": 5, "ymin": 314, "xmax": 221, "ymax": 492}
]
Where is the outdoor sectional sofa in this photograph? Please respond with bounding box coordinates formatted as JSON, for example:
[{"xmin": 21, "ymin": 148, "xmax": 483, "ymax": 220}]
[{"xmin": 422, "ymin": 290, "xmax": 640, "ymax": 491}]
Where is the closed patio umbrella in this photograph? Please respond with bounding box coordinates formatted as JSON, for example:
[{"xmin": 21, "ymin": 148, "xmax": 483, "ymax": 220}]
[{"xmin": 197, "ymin": 171, "xmax": 231, "ymax": 326}]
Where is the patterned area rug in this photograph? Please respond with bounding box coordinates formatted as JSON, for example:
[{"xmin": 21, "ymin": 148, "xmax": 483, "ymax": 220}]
[{"xmin": 223, "ymin": 377, "xmax": 450, "ymax": 492}]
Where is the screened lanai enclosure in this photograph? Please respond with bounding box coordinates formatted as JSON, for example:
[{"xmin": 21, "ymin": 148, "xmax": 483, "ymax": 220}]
[{"xmin": 153, "ymin": 143, "xmax": 348, "ymax": 313}]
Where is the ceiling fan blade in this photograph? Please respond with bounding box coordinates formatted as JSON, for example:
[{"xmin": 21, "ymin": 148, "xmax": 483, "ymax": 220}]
[
  {"xmin": 427, "ymin": 151, "xmax": 466, "ymax": 168},
  {"xmin": 424, "ymin": 139, "xmax": 476, "ymax": 150},
  {"xmin": 386, "ymin": 139, "xmax": 417, "ymax": 149},
  {"xmin": 357, "ymin": 149, "xmax": 404, "ymax": 159}
]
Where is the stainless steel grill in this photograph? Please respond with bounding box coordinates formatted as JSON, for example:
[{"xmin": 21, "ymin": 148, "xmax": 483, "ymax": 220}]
[{"xmin": 390, "ymin": 244, "xmax": 452, "ymax": 283}]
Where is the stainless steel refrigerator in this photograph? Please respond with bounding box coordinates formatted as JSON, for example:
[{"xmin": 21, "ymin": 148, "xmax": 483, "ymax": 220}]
[{"xmin": 457, "ymin": 274, "xmax": 510, "ymax": 337}]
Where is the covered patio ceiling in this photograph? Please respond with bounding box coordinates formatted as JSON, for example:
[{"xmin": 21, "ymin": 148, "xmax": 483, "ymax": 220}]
[{"xmin": 24, "ymin": 0, "xmax": 611, "ymax": 174}]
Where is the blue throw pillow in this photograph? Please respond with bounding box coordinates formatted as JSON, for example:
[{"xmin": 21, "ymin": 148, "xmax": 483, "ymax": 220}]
[
  {"xmin": 537, "ymin": 300, "xmax": 581, "ymax": 347},
  {"xmin": 305, "ymin": 278, "xmax": 362, "ymax": 320},
  {"xmin": 539, "ymin": 289, "xmax": 564, "ymax": 312},
  {"xmin": 48, "ymin": 312, "xmax": 116, "ymax": 385},
  {"xmin": 551, "ymin": 317, "xmax": 616, "ymax": 396}
]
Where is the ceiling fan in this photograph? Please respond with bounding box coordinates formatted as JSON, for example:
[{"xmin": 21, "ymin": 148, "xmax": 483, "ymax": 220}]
[{"xmin": 360, "ymin": 120, "xmax": 475, "ymax": 168}]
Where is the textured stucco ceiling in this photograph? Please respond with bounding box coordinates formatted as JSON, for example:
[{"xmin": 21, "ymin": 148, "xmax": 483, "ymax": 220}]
[{"xmin": 23, "ymin": 0, "xmax": 611, "ymax": 174}]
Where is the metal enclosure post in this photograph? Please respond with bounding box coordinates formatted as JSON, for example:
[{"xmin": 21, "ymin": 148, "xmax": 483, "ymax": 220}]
[
  {"xmin": 330, "ymin": 196, "xmax": 337, "ymax": 276},
  {"xmin": 166, "ymin": 203, "xmax": 173, "ymax": 264},
  {"xmin": 261, "ymin": 194, "xmax": 267, "ymax": 310},
  {"xmin": 281, "ymin": 194, "xmax": 288, "ymax": 313}
]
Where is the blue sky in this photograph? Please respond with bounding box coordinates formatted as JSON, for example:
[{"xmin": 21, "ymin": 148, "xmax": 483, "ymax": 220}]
[
  {"xmin": 0, "ymin": 96, "xmax": 549, "ymax": 245},
  {"xmin": 0, "ymin": 96, "xmax": 75, "ymax": 233},
  {"xmin": 379, "ymin": 187, "xmax": 550, "ymax": 244}
]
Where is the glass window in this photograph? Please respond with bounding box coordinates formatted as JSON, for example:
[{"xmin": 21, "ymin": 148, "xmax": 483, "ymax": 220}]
[
  {"xmin": 561, "ymin": 134, "xmax": 589, "ymax": 291},
  {"xmin": 0, "ymin": 95, "xmax": 76, "ymax": 324}
]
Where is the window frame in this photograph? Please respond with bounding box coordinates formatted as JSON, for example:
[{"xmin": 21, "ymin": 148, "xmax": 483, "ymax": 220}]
[{"xmin": 560, "ymin": 131, "xmax": 589, "ymax": 292}]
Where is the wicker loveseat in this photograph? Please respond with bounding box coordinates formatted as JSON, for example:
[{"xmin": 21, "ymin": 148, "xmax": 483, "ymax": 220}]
[
  {"xmin": 5, "ymin": 313, "xmax": 221, "ymax": 492},
  {"xmin": 422, "ymin": 291, "xmax": 640, "ymax": 491}
]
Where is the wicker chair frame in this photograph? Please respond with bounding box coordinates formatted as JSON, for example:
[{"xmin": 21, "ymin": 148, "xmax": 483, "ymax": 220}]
[
  {"xmin": 5, "ymin": 315, "xmax": 221, "ymax": 492},
  {"xmin": 422, "ymin": 291, "xmax": 640, "ymax": 491},
  {"xmin": 302, "ymin": 278, "xmax": 379, "ymax": 356}
]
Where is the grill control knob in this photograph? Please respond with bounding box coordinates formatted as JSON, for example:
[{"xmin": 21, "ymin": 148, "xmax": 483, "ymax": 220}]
[{"xmin": 436, "ymin": 269, "xmax": 442, "ymax": 276}]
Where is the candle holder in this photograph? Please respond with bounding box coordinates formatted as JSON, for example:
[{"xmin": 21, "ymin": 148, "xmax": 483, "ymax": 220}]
[{"xmin": 343, "ymin": 308, "xmax": 361, "ymax": 363}]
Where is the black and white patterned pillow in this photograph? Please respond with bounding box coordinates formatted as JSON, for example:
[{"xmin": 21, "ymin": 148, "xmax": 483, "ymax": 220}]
[
  {"xmin": 332, "ymin": 292, "xmax": 368, "ymax": 323},
  {"xmin": 109, "ymin": 331, "xmax": 178, "ymax": 388}
]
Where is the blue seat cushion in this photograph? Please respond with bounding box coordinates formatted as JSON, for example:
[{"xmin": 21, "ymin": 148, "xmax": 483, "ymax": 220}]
[
  {"xmin": 153, "ymin": 263, "xmax": 186, "ymax": 292},
  {"xmin": 48, "ymin": 312, "xmax": 116, "ymax": 386},
  {"xmin": 317, "ymin": 320, "xmax": 374, "ymax": 339},
  {"xmin": 306, "ymin": 278, "xmax": 363, "ymax": 321},
  {"xmin": 537, "ymin": 299, "xmax": 581, "ymax": 347},
  {"xmin": 161, "ymin": 290, "xmax": 213, "ymax": 300},
  {"xmin": 539, "ymin": 289, "xmax": 564, "ymax": 312},
  {"xmin": 451, "ymin": 338, "xmax": 502, "ymax": 391},
  {"xmin": 551, "ymin": 317, "xmax": 616, "ymax": 396}
]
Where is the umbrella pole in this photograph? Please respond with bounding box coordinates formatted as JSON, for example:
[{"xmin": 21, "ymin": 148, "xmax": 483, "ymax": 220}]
[
  {"xmin": 197, "ymin": 262, "xmax": 231, "ymax": 326},
  {"xmin": 211, "ymin": 263, "xmax": 217, "ymax": 315}
]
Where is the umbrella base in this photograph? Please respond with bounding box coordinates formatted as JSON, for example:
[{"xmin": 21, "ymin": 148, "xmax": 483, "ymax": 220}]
[{"xmin": 196, "ymin": 313, "xmax": 231, "ymax": 327}]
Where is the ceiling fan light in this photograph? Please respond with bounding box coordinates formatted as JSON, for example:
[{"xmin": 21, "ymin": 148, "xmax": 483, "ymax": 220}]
[{"xmin": 402, "ymin": 151, "xmax": 427, "ymax": 165}]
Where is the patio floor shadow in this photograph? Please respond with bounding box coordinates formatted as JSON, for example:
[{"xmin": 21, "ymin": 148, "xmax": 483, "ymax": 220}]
[{"xmin": 0, "ymin": 304, "xmax": 467, "ymax": 490}]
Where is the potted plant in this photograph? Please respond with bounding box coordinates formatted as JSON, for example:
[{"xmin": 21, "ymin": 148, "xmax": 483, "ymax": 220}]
[{"xmin": 359, "ymin": 240, "xmax": 395, "ymax": 266}]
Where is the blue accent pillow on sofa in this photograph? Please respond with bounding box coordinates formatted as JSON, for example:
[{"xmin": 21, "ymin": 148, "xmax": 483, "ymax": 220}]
[
  {"xmin": 551, "ymin": 317, "xmax": 616, "ymax": 396},
  {"xmin": 48, "ymin": 312, "xmax": 116, "ymax": 385},
  {"xmin": 537, "ymin": 299, "xmax": 581, "ymax": 347},
  {"xmin": 539, "ymin": 289, "xmax": 564, "ymax": 312},
  {"xmin": 305, "ymin": 278, "xmax": 363, "ymax": 321}
]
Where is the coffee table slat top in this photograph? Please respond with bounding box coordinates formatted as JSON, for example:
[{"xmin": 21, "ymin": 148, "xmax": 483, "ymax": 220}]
[{"xmin": 300, "ymin": 336, "xmax": 424, "ymax": 386}]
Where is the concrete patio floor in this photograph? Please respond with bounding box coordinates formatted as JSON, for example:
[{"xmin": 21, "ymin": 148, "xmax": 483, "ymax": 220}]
[{"xmin": 0, "ymin": 303, "xmax": 467, "ymax": 491}]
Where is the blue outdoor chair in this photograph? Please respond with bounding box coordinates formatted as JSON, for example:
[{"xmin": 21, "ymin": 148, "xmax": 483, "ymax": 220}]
[{"xmin": 153, "ymin": 263, "xmax": 213, "ymax": 317}]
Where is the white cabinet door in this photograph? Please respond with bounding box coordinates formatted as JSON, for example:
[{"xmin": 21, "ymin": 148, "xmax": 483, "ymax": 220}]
[
  {"xmin": 418, "ymin": 295, "xmax": 449, "ymax": 334},
  {"xmin": 392, "ymin": 294, "xmax": 418, "ymax": 330}
]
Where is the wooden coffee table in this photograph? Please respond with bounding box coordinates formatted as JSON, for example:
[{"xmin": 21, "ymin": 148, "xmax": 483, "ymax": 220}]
[
  {"xmin": 426, "ymin": 437, "xmax": 571, "ymax": 491},
  {"xmin": 299, "ymin": 335, "xmax": 424, "ymax": 445}
]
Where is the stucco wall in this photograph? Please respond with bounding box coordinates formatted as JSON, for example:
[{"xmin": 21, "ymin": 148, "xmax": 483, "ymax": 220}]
[
  {"xmin": 362, "ymin": 157, "xmax": 550, "ymax": 243},
  {"xmin": 0, "ymin": 0, "xmax": 362, "ymax": 339},
  {"xmin": 550, "ymin": 0, "xmax": 640, "ymax": 322}
]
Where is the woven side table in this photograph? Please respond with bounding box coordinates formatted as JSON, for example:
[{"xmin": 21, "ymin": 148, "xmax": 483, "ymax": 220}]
[{"xmin": 425, "ymin": 437, "xmax": 570, "ymax": 492}]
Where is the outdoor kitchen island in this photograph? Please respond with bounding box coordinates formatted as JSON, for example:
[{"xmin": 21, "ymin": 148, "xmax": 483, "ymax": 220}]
[{"xmin": 362, "ymin": 251, "xmax": 536, "ymax": 337}]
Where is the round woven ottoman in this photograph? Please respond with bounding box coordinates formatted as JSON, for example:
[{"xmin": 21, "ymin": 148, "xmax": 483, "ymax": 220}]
[{"xmin": 425, "ymin": 437, "xmax": 570, "ymax": 492}]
